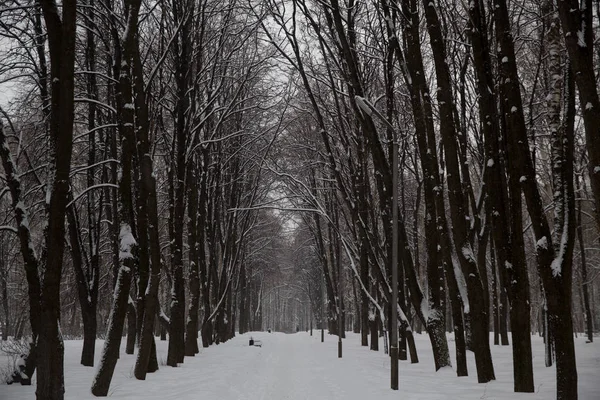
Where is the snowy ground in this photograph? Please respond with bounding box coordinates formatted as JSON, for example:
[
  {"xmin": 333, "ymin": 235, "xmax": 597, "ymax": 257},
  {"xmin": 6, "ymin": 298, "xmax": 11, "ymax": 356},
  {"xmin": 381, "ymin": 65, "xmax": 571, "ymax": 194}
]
[{"xmin": 1, "ymin": 331, "xmax": 599, "ymax": 399}]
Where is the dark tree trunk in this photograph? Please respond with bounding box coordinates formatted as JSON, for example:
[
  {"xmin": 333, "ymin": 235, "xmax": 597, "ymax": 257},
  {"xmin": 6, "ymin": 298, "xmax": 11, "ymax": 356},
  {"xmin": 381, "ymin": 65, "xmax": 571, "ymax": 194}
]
[
  {"xmin": 126, "ymin": 301, "xmax": 136, "ymax": 355},
  {"xmin": 576, "ymin": 177, "xmax": 593, "ymax": 343},
  {"xmin": 556, "ymin": 0, "xmax": 600, "ymax": 234},
  {"xmin": 147, "ymin": 337, "xmax": 158, "ymax": 373},
  {"xmin": 66, "ymin": 198, "xmax": 99, "ymax": 367},
  {"xmin": 543, "ymin": 301, "xmax": 553, "ymax": 367},
  {"xmin": 421, "ymin": 0, "xmax": 494, "ymax": 383},
  {"xmin": 238, "ymin": 265, "xmax": 248, "ymax": 336},
  {"xmin": 468, "ymin": 0, "xmax": 533, "ymax": 389},
  {"xmin": 167, "ymin": 0, "xmax": 191, "ymax": 367},
  {"xmin": 81, "ymin": 307, "xmax": 97, "ymax": 367},
  {"xmin": 0, "ymin": 129, "xmax": 42, "ymax": 378},
  {"xmin": 494, "ymin": 0, "xmax": 578, "ymax": 395},
  {"xmin": 0, "ymin": 7, "xmax": 35, "ymax": 382},
  {"xmin": 369, "ymin": 309, "xmax": 379, "ymax": 352},
  {"xmin": 499, "ymin": 290, "xmax": 509, "ymax": 346},
  {"xmin": 129, "ymin": 0, "xmax": 165, "ymax": 376},
  {"xmin": 490, "ymin": 244, "xmax": 500, "ymax": 346},
  {"xmin": 393, "ymin": 0, "xmax": 455, "ymax": 373},
  {"xmin": 91, "ymin": 1, "xmax": 140, "ymax": 392},
  {"xmin": 351, "ymin": 276, "xmax": 361, "ymax": 334},
  {"xmin": 0, "ymin": 250, "xmax": 8, "ymax": 341},
  {"xmin": 360, "ymin": 240, "xmax": 369, "ymax": 347},
  {"xmin": 406, "ymin": 330, "xmax": 419, "ymax": 364},
  {"xmin": 35, "ymin": 1, "xmax": 78, "ymax": 398},
  {"xmin": 185, "ymin": 164, "xmax": 201, "ymax": 355},
  {"xmin": 91, "ymin": 266, "xmax": 133, "ymax": 396}
]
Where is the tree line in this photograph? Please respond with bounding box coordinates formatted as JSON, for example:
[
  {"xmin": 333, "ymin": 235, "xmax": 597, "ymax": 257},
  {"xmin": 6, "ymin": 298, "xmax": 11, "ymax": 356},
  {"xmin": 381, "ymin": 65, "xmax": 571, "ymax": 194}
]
[{"xmin": 0, "ymin": 0, "xmax": 598, "ymax": 400}]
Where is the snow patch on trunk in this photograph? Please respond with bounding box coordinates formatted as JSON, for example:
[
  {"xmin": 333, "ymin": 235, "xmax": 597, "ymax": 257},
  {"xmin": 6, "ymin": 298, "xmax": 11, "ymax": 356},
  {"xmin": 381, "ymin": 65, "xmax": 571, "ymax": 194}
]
[
  {"xmin": 453, "ymin": 251, "xmax": 470, "ymax": 314},
  {"xmin": 536, "ymin": 236, "xmax": 548, "ymax": 250},
  {"xmin": 119, "ymin": 223, "xmax": 137, "ymax": 261}
]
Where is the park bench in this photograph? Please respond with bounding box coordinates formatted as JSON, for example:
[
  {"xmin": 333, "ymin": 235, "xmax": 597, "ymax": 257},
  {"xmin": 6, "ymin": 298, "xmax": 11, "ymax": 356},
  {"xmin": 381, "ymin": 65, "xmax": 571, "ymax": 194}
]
[{"xmin": 249, "ymin": 337, "xmax": 262, "ymax": 347}]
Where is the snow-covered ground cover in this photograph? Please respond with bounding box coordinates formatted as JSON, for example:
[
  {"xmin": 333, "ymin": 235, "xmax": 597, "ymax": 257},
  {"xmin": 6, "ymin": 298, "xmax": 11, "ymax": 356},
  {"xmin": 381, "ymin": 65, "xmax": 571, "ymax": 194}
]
[{"xmin": 1, "ymin": 332, "xmax": 598, "ymax": 399}]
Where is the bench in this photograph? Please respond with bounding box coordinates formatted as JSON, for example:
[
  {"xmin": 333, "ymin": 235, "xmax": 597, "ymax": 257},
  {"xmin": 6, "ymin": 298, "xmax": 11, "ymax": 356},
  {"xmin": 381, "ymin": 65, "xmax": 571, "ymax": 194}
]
[{"xmin": 249, "ymin": 337, "xmax": 262, "ymax": 347}]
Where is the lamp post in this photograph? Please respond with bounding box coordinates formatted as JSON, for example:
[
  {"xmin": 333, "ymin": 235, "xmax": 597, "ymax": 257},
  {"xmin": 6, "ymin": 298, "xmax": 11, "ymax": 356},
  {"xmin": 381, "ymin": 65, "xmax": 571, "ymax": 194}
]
[{"xmin": 391, "ymin": 125, "xmax": 399, "ymax": 390}]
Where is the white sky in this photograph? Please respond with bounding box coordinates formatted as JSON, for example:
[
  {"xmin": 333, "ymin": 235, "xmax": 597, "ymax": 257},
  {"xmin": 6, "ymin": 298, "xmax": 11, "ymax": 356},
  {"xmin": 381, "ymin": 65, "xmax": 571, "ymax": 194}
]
[{"xmin": 0, "ymin": 81, "xmax": 17, "ymax": 109}]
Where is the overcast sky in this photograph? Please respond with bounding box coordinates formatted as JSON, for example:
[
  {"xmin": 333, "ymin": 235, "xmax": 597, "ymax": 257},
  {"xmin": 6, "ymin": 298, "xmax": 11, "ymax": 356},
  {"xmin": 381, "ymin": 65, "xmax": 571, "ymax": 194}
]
[{"xmin": 0, "ymin": 81, "xmax": 16, "ymax": 108}]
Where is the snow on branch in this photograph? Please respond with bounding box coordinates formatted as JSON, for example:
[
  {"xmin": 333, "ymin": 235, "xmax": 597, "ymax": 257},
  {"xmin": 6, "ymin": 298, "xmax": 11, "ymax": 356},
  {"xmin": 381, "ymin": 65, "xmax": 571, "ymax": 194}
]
[
  {"xmin": 0, "ymin": 225, "xmax": 18, "ymax": 234},
  {"xmin": 354, "ymin": 96, "xmax": 395, "ymax": 131},
  {"xmin": 66, "ymin": 183, "xmax": 119, "ymax": 208}
]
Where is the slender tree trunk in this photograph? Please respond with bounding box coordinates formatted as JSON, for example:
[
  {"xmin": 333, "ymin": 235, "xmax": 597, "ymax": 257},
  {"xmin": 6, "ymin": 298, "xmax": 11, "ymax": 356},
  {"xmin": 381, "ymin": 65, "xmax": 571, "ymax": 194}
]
[
  {"xmin": 167, "ymin": 0, "xmax": 191, "ymax": 367},
  {"xmin": 543, "ymin": 299, "xmax": 554, "ymax": 367},
  {"xmin": 66, "ymin": 199, "xmax": 99, "ymax": 367},
  {"xmin": 91, "ymin": 2, "xmax": 140, "ymax": 391},
  {"xmin": 576, "ymin": 178, "xmax": 593, "ymax": 343},
  {"xmin": 126, "ymin": 300, "xmax": 136, "ymax": 355},
  {"xmin": 556, "ymin": 0, "xmax": 600, "ymax": 233},
  {"xmin": 468, "ymin": 0, "xmax": 534, "ymax": 389},
  {"xmin": 91, "ymin": 264, "xmax": 133, "ymax": 396},
  {"xmin": 185, "ymin": 163, "xmax": 201, "ymax": 355},
  {"xmin": 421, "ymin": 0, "xmax": 494, "ymax": 383},
  {"xmin": 494, "ymin": 0, "xmax": 578, "ymax": 395},
  {"xmin": 394, "ymin": 0, "xmax": 457, "ymax": 373},
  {"xmin": 0, "ymin": 251, "xmax": 8, "ymax": 340},
  {"xmin": 360, "ymin": 239, "xmax": 369, "ymax": 347},
  {"xmin": 0, "ymin": 121, "xmax": 41, "ymax": 384},
  {"xmin": 499, "ymin": 290, "xmax": 509, "ymax": 346},
  {"xmin": 490, "ymin": 244, "xmax": 499, "ymax": 346},
  {"xmin": 80, "ymin": 306, "xmax": 97, "ymax": 367},
  {"xmin": 129, "ymin": 1, "xmax": 163, "ymax": 376}
]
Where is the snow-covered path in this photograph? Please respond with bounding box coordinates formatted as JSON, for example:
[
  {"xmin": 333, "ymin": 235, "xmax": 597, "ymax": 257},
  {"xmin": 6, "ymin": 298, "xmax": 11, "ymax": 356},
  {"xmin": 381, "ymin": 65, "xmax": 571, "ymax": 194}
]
[{"xmin": 2, "ymin": 331, "xmax": 600, "ymax": 399}]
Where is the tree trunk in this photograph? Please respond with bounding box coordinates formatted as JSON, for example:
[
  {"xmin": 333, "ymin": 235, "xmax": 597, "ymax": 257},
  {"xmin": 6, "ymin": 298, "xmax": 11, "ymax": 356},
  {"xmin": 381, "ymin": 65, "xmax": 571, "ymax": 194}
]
[
  {"xmin": 490, "ymin": 244, "xmax": 499, "ymax": 346},
  {"xmin": 185, "ymin": 157, "xmax": 200, "ymax": 355},
  {"xmin": 556, "ymin": 0, "xmax": 600, "ymax": 234},
  {"xmin": 543, "ymin": 301, "xmax": 553, "ymax": 367},
  {"xmin": 91, "ymin": 265, "xmax": 133, "ymax": 396},
  {"xmin": 360, "ymin": 242, "xmax": 369, "ymax": 347},
  {"xmin": 369, "ymin": 306, "xmax": 379, "ymax": 352},
  {"xmin": 494, "ymin": 0, "xmax": 578, "ymax": 395},
  {"xmin": 66, "ymin": 198, "xmax": 99, "ymax": 367},
  {"xmin": 36, "ymin": 1, "xmax": 78, "ymax": 397},
  {"xmin": 394, "ymin": 0, "xmax": 456, "ymax": 373},
  {"xmin": 81, "ymin": 306, "xmax": 97, "ymax": 367},
  {"xmin": 499, "ymin": 290, "xmax": 509, "ymax": 346},
  {"xmin": 91, "ymin": 2, "xmax": 140, "ymax": 390},
  {"xmin": 576, "ymin": 178, "xmax": 593, "ymax": 343},
  {"xmin": 421, "ymin": 0, "xmax": 494, "ymax": 383},
  {"xmin": 0, "ymin": 252, "xmax": 8, "ymax": 341},
  {"xmin": 468, "ymin": 0, "xmax": 536, "ymax": 389},
  {"xmin": 126, "ymin": 300, "xmax": 136, "ymax": 355}
]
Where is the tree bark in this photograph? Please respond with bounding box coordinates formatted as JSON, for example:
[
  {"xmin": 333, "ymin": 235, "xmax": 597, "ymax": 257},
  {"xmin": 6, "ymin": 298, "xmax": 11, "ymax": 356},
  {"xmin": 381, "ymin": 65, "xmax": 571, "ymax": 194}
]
[
  {"xmin": 421, "ymin": 0, "xmax": 494, "ymax": 382},
  {"xmin": 469, "ymin": 0, "xmax": 535, "ymax": 389},
  {"xmin": 91, "ymin": 1, "xmax": 140, "ymax": 391},
  {"xmin": 494, "ymin": 0, "xmax": 578, "ymax": 396},
  {"xmin": 576, "ymin": 178, "xmax": 593, "ymax": 343},
  {"xmin": 556, "ymin": 0, "xmax": 600, "ymax": 233},
  {"xmin": 36, "ymin": 1, "xmax": 78, "ymax": 398},
  {"xmin": 91, "ymin": 264, "xmax": 133, "ymax": 396},
  {"xmin": 185, "ymin": 162, "xmax": 201, "ymax": 355},
  {"xmin": 126, "ymin": 300, "xmax": 136, "ymax": 355}
]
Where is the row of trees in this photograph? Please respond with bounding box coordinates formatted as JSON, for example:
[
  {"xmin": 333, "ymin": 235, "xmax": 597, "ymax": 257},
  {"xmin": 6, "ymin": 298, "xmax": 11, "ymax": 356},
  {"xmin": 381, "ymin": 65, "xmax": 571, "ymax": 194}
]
[
  {"xmin": 0, "ymin": 0, "xmax": 287, "ymax": 397},
  {"xmin": 257, "ymin": 1, "xmax": 599, "ymax": 400},
  {"xmin": 0, "ymin": 0, "xmax": 598, "ymax": 400}
]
